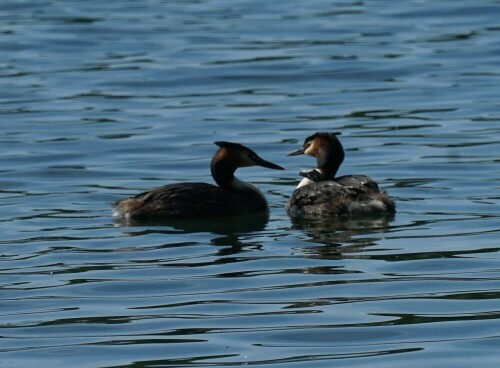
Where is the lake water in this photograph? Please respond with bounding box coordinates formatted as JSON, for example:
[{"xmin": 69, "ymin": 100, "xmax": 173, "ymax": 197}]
[{"xmin": 1, "ymin": 1, "xmax": 499, "ymax": 367}]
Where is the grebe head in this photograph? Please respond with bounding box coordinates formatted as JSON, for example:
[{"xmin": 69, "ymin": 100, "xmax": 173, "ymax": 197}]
[
  {"xmin": 287, "ymin": 132, "xmax": 345, "ymax": 179},
  {"xmin": 211, "ymin": 141, "xmax": 284, "ymax": 188}
]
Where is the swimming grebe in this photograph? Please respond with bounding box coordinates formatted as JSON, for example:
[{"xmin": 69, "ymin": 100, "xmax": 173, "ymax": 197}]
[
  {"xmin": 286, "ymin": 132, "xmax": 395, "ymax": 217},
  {"xmin": 113, "ymin": 141, "xmax": 284, "ymax": 219}
]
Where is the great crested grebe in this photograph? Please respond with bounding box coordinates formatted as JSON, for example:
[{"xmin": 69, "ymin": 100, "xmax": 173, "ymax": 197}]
[
  {"xmin": 286, "ymin": 132, "xmax": 395, "ymax": 217},
  {"xmin": 113, "ymin": 141, "xmax": 284, "ymax": 219}
]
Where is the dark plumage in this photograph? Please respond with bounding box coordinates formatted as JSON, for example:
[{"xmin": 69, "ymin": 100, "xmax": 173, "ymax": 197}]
[
  {"xmin": 286, "ymin": 132, "xmax": 395, "ymax": 218},
  {"xmin": 113, "ymin": 141, "xmax": 284, "ymax": 219}
]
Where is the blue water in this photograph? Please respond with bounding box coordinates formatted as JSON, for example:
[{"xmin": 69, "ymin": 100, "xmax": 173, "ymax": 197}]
[{"xmin": 1, "ymin": 1, "xmax": 500, "ymax": 367}]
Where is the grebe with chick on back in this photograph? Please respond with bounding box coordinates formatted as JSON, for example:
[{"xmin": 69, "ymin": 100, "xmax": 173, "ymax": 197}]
[
  {"xmin": 286, "ymin": 132, "xmax": 395, "ymax": 218},
  {"xmin": 113, "ymin": 141, "xmax": 284, "ymax": 220}
]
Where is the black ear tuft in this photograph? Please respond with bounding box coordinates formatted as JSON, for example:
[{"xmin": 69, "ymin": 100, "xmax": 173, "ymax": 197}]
[
  {"xmin": 304, "ymin": 131, "xmax": 342, "ymax": 143},
  {"xmin": 215, "ymin": 141, "xmax": 245, "ymax": 149},
  {"xmin": 214, "ymin": 141, "xmax": 256, "ymax": 155}
]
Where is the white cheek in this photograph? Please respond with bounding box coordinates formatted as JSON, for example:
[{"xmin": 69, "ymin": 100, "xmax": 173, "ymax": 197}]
[{"xmin": 304, "ymin": 146, "xmax": 314, "ymax": 155}]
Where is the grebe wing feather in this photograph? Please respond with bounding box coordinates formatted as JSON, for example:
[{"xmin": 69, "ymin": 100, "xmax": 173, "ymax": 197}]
[
  {"xmin": 123, "ymin": 182, "xmax": 264, "ymax": 218},
  {"xmin": 288, "ymin": 181, "xmax": 357, "ymax": 206},
  {"xmin": 287, "ymin": 176, "xmax": 395, "ymax": 217},
  {"xmin": 334, "ymin": 175, "xmax": 380, "ymax": 193},
  {"xmin": 129, "ymin": 183, "xmax": 242, "ymax": 218},
  {"xmin": 137, "ymin": 183, "xmax": 223, "ymax": 202}
]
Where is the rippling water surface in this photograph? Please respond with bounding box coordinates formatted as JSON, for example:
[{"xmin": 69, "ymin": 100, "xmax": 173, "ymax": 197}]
[{"xmin": 1, "ymin": 1, "xmax": 500, "ymax": 367}]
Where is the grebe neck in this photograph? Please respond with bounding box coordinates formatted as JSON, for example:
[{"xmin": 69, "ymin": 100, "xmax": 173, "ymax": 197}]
[
  {"xmin": 317, "ymin": 147, "xmax": 344, "ymax": 180},
  {"xmin": 211, "ymin": 159, "xmax": 267, "ymax": 206},
  {"xmin": 211, "ymin": 158, "xmax": 263, "ymax": 196},
  {"xmin": 211, "ymin": 159, "xmax": 237, "ymax": 188}
]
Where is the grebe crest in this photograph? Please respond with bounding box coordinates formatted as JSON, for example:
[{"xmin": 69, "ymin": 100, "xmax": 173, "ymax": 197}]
[
  {"xmin": 113, "ymin": 141, "xmax": 284, "ymax": 220},
  {"xmin": 286, "ymin": 132, "xmax": 395, "ymax": 218}
]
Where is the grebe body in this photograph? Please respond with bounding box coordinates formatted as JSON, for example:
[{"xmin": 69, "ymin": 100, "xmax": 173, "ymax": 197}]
[
  {"xmin": 286, "ymin": 132, "xmax": 395, "ymax": 218},
  {"xmin": 114, "ymin": 141, "xmax": 284, "ymax": 219}
]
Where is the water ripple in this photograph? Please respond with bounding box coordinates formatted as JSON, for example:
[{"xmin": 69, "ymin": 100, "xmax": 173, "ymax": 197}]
[{"xmin": 1, "ymin": 0, "xmax": 500, "ymax": 367}]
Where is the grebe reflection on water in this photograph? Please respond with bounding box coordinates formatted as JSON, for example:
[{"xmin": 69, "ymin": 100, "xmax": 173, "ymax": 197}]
[
  {"xmin": 113, "ymin": 141, "xmax": 284, "ymax": 220},
  {"xmin": 286, "ymin": 132, "xmax": 395, "ymax": 218}
]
